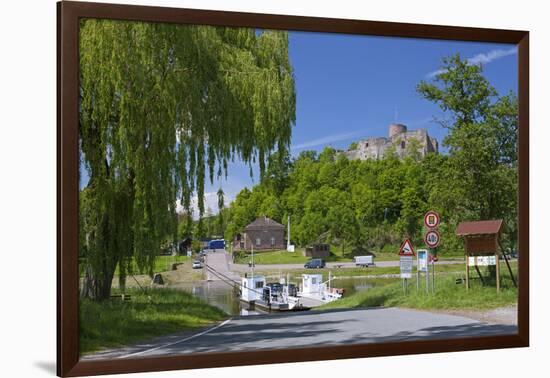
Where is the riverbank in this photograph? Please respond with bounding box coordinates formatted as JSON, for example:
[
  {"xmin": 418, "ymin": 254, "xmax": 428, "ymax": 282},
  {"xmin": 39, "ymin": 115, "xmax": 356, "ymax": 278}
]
[
  {"xmin": 110, "ymin": 258, "xmax": 204, "ymax": 289},
  {"xmin": 318, "ymin": 274, "xmax": 518, "ymax": 312},
  {"xmin": 233, "ymin": 248, "xmax": 465, "ymax": 264},
  {"xmin": 253, "ymin": 261, "xmax": 473, "ymax": 280},
  {"xmin": 80, "ymin": 288, "xmax": 228, "ymax": 354}
]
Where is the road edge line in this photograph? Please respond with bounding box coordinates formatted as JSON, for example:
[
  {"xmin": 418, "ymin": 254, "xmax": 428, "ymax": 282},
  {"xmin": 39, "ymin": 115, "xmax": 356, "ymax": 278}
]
[{"xmin": 119, "ymin": 318, "xmax": 232, "ymax": 359}]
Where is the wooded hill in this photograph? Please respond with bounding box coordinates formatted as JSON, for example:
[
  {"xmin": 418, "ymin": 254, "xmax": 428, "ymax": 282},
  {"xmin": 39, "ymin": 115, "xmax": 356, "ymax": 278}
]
[{"xmin": 203, "ymin": 55, "xmax": 518, "ymax": 256}]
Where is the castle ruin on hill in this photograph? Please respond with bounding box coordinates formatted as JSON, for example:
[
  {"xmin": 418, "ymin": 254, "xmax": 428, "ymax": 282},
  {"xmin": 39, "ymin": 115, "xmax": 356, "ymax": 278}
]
[{"xmin": 344, "ymin": 123, "xmax": 439, "ymax": 161}]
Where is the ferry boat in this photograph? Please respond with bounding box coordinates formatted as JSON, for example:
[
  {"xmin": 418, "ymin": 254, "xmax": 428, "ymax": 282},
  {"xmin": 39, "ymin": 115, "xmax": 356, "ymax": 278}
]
[
  {"xmin": 239, "ymin": 275, "xmax": 307, "ymax": 312},
  {"xmin": 239, "ymin": 272, "xmax": 343, "ymax": 312},
  {"xmin": 297, "ymin": 273, "xmax": 343, "ymax": 306}
]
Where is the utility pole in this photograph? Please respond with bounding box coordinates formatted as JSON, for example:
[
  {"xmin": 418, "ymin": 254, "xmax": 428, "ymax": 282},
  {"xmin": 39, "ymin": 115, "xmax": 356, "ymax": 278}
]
[
  {"xmin": 251, "ymin": 244, "xmax": 254, "ymax": 280},
  {"xmin": 287, "ymin": 215, "xmax": 291, "ymax": 250}
]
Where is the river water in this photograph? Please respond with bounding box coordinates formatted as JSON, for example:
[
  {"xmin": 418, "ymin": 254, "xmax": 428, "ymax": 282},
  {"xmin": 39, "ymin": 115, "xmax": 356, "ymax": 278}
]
[{"xmin": 171, "ymin": 276, "xmax": 383, "ymax": 316}]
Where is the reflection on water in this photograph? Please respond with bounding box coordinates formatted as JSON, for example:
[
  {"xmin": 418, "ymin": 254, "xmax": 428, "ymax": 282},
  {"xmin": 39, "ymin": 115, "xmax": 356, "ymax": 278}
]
[
  {"xmin": 171, "ymin": 277, "xmax": 379, "ymax": 316},
  {"xmin": 171, "ymin": 281, "xmax": 249, "ymax": 315}
]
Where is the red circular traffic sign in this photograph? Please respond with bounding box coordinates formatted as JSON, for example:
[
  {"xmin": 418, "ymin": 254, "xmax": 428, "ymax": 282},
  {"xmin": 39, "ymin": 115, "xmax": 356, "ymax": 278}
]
[
  {"xmin": 424, "ymin": 210, "xmax": 440, "ymax": 229},
  {"xmin": 424, "ymin": 229, "xmax": 441, "ymax": 248}
]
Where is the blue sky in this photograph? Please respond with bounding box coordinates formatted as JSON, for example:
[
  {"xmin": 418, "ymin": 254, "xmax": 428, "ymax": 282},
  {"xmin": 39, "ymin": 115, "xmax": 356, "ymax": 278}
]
[
  {"xmin": 80, "ymin": 31, "xmax": 518, "ymax": 217},
  {"xmin": 197, "ymin": 32, "xmax": 518, "ymax": 215}
]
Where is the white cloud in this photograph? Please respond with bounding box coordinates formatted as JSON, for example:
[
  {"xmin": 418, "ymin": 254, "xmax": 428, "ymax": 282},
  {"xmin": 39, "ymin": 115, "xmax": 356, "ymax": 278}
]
[
  {"xmin": 291, "ymin": 130, "xmax": 365, "ymax": 151},
  {"xmin": 467, "ymin": 48, "xmax": 517, "ymax": 65},
  {"xmin": 176, "ymin": 191, "xmax": 235, "ymax": 220},
  {"xmin": 426, "ymin": 47, "xmax": 517, "ymax": 78}
]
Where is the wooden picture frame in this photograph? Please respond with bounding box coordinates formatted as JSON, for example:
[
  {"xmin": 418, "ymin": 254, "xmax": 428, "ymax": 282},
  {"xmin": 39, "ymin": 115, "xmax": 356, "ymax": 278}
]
[{"xmin": 57, "ymin": 1, "xmax": 529, "ymax": 376}]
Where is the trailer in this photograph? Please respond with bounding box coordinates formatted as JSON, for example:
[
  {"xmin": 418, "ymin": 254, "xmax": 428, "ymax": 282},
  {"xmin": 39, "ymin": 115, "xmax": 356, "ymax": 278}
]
[{"xmin": 354, "ymin": 255, "xmax": 375, "ymax": 267}]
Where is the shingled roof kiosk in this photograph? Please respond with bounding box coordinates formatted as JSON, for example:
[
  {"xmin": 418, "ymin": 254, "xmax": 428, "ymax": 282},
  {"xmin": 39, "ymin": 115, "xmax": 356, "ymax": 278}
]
[{"xmin": 456, "ymin": 219, "xmax": 516, "ymax": 292}]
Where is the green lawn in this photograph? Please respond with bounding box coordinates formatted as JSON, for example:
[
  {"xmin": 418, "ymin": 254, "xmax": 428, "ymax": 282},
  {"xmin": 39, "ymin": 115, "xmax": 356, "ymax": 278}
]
[
  {"xmin": 234, "ymin": 249, "xmax": 309, "ymax": 264},
  {"xmin": 256, "ymin": 261, "xmax": 469, "ymax": 280},
  {"xmin": 233, "ymin": 247, "xmax": 465, "ymax": 265},
  {"xmin": 256, "ymin": 260, "xmax": 517, "ymax": 284},
  {"xmin": 234, "ymin": 248, "xmax": 355, "ymax": 265},
  {"xmin": 114, "ymin": 255, "xmax": 190, "ymax": 275},
  {"xmin": 319, "ymin": 268, "xmax": 518, "ymax": 311},
  {"xmin": 79, "ymin": 288, "xmax": 227, "ymax": 354}
]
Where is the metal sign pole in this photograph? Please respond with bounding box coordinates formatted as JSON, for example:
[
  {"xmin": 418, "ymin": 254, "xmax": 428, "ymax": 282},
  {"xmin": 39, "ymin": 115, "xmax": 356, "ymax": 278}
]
[
  {"xmin": 432, "ymin": 249, "xmax": 436, "ymax": 294},
  {"xmin": 425, "ymin": 264, "xmax": 429, "ymax": 294}
]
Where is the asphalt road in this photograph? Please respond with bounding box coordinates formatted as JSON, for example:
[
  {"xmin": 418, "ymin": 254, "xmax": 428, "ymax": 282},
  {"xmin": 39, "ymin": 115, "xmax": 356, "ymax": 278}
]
[
  {"xmin": 230, "ymin": 259, "xmax": 463, "ymax": 273},
  {"xmin": 204, "ymin": 250, "xmax": 240, "ymax": 282},
  {"xmin": 84, "ymin": 307, "xmax": 517, "ymax": 360}
]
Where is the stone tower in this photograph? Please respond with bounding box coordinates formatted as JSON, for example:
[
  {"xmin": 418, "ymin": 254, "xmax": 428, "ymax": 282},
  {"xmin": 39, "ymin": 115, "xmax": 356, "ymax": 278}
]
[
  {"xmin": 343, "ymin": 123, "xmax": 438, "ymax": 161},
  {"xmin": 388, "ymin": 123, "xmax": 407, "ymax": 138}
]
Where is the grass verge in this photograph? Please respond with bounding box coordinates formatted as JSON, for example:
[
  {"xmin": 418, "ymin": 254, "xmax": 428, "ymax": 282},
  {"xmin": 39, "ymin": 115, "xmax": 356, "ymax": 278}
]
[
  {"xmin": 79, "ymin": 287, "xmax": 227, "ymax": 355},
  {"xmin": 115, "ymin": 255, "xmax": 190, "ymax": 275},
  {"xmin": 233, "ymin": 248, "xmax": 467, "ymax": 264},
  {"xmin": 256, "ymin": 260, "xmax": 481, "ymax": 279},
  {"xmin": 318, "ymin": 273, "xmax": 517, "ymax": 311}
]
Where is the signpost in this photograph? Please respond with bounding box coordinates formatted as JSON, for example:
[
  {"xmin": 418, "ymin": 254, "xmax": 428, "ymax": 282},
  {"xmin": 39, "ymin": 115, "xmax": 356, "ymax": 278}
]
[
  {"xmin": 424, "ymin": 210, "xmax": 440, "ymax": 229},
  {"xmin": 399, "ymin": 239, "xmax": 415, "ymax": 257},
  {"xmin": 429, "ymin": 252, "xmax": 436, "ymax": 293},
  {"xmin": 468, "ymin": 256, "xmax": 497, "ymax": 266},
  {"xmin": 424, "ymin": 229, "xmax": 440, "ymax": 248},
  {"xmin": 416, "ymin": 249, "xmax": 429, "ymax": 294},
  {"xmin": 423, "ymin": 210, "xmax": 441, "ymax": 294},
  {"xmin": 417, "ymin": 249, "xmax": 428, "ymax": 272},
  {"xmin": 399, "ymin": 239, "xmax": 415, "ymax": 294}
]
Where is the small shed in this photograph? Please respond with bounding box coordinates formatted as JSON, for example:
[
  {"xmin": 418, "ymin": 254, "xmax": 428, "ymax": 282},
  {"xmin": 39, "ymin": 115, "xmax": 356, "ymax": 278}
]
[
  {"xmin": 304, "ymin": 244, "xmax": 330, "ymax": 258},
  {"xmin": 456, "ymin": 219, "xmax": 515, "ymax": 292},
  {"xmin": 178, "ymin": 237, "xmax": 192, "ymax": 254}
]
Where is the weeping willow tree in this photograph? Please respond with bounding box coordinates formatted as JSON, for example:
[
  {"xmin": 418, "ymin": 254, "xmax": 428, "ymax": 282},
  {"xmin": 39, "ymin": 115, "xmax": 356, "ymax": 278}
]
[{"xmin": 79, "ymin": 19, "xmax": 296, "ymax": 300}]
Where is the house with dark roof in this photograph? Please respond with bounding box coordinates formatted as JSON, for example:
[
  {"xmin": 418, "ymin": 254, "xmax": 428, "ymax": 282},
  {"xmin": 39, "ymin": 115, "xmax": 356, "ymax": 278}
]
[{"xmin": 233, "ymin": 216, "xmax": 286, "ymax": 251}]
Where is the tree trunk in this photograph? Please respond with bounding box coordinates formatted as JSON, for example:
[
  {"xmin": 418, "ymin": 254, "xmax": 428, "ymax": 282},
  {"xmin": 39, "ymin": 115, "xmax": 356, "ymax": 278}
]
[{"xmin": 80, "ymin": 263, "xmax": 116, "ymax": 301}]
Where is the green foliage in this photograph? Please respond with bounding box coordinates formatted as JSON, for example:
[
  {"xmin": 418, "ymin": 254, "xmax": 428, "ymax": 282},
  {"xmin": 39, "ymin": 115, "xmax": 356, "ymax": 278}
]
[
  {"xmin": 417, "ymin": 54, "xmax": 518, "ymax": 248},
  {"xmin": 113, "ymin": 255, "xmax": 189, "ymax": 276},
  {"xmin": 220, "ymin": 54, "xmax": 517, "ymax": 257},
  {"xmin": 191, "ymin": 240, "xmax": 202, "ymax": 254},
  {"xmin": 79, "ymin": 288, "xmax": 227, "ymax": 354},
  {"xmin": 79, "ymin": 20, "xmax": 296, "ymax": 299}
]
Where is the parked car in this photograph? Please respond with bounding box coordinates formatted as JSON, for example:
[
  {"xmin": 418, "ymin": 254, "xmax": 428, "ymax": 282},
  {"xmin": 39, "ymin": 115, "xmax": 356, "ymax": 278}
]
[
  {"xmin": 192, "ymin": 260, "xmax": 202, "ymax": 269},
  {"xmin": 304, "ymin": 258, "xmax": 326, "ymax": 269}
]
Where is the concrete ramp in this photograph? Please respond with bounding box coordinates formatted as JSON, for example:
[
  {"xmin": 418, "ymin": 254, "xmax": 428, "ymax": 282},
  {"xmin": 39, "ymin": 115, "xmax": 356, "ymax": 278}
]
[{"xmin": 204, "ymin": 250, "xmax": 240, "ymax": 283}]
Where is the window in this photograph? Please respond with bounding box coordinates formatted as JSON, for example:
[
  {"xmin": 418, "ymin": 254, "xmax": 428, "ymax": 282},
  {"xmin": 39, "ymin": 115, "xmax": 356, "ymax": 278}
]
[
  {"xmin": 255, "ymin": 281, "xmax": 264, "ymax": 289},
  {"xmin": 366, "ymin": 142, "xmax": 369, "ymax": 147},
  {"xmin": 401, "ymin": 140, "xmax": 406, "ymax": 149},
  {"xmin": 312, "ymin": 277, "xmax": 317, "ymax": 284},
  {"xmin": 270, "ymin": 237, "xmax": 276, "ymax": 247},
  {"xmin": 256, "ymin": 238, "xmax": 261, "ymax": 246}
]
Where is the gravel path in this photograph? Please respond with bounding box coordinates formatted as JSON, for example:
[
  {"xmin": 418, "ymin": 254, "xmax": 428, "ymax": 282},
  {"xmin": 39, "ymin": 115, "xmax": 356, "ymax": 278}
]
[{"xmin": 417, "ymin": 305, "xmax": 518, "ymax": 325}]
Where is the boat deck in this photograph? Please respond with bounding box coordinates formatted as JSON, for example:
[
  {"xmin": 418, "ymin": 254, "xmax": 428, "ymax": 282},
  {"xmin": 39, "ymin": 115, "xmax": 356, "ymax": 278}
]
[{"xmin": 295, "ymin": 296, "xmax": 326, "ymax": 308}]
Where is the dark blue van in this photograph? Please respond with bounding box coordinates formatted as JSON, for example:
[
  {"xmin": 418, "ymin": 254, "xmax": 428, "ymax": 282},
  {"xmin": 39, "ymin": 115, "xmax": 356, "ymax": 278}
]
[{"xmin": 208, "ymin": 239, "xmax": 225, "ymax": 250}]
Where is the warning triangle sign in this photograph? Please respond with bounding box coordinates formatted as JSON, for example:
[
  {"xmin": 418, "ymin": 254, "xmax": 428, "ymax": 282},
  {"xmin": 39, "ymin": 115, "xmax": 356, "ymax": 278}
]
[{"xmin": 399, "ymin": 239, "xmax": 416, "ymax": 256}]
